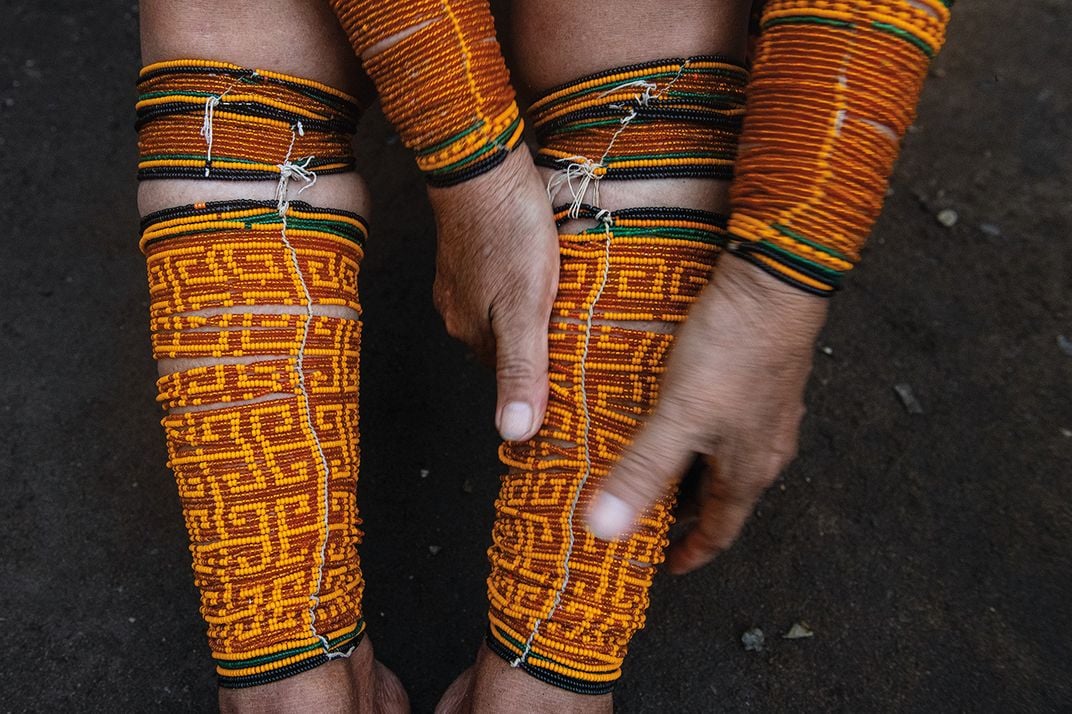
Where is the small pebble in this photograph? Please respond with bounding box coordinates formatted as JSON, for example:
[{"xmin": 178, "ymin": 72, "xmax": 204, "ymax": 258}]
[
  {"xmin": 979, "ymin": 223, "xmax": 1002, "ymax": 237},
  {"xmin": 428, "ymin": 545, "xmax": 442, "ymax": 555},
  {"xmin": 461, "ymin": 478, "xmax": 474, "ymax": 494},
  {"xmin": 128, "ymin": 617, "xmax": 136, "ymax": 624},
  {"xmin": 821, "ymin": 345, "xmax": 834, "ymax": 356},
  {"xmin": 741, "ymin": 628, "xmax": 765, "ymax": 652},
  {"xmin": 1057, "ymin": 335, "xmax": 1072, "ymax": 357},
  {"xmin": 783, "ymin": 622, "xmax": 814, "ymax": 639},
  {"xmin": 420, "ymin": 469, "xmax": 429, "ymax": 479},
  {"xmin": 894, "ymin": 383, "xmax": 925, "ymax": 414},
  {"xmin": 1060, "ymin": 428, "xmax": 1071, "ymax": 438},
  {"xmin": 936, "ymin": 209, "xmax": 959, "ymax": 228}
]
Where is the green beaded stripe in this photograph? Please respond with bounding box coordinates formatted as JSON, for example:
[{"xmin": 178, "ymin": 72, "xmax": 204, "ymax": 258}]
[
  {"xmin": 423, "ymin": 115, "xmax": 522, "ymax": 178},
  {"xmin": 760, "ymin": 14, "xmax": 937, "ymax": 58},
  {"xmin": 771, "ymin": 223, "xmax": 851, "ymax": 262}
]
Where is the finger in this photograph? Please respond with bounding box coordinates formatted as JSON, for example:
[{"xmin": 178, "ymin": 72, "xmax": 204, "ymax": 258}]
[
  {"xmin": 491, "ymin": 300, "xmax": 550, "ymax": 442},
  {"xmin": 665, "ymin": 453, "xmax": 774, "ymax": 575},
  {"xmin": 586, "ymin": 403, "xmax": 698, "ymax": 541}
]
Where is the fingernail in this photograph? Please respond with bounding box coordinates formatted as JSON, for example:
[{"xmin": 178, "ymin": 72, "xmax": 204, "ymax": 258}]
[
  {"xmin": 499, "ymin": 402, "xmax": 534, "ymax": 441},
  {"xmin": 587, "ymin": 492, "xmax": 636, "ymax": 541}
]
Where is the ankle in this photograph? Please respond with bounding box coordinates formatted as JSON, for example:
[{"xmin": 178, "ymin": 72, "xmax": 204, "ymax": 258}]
[
  {"xmin": 218, "ymin": 637, "xmax": 379, "ymax": 714},
  {"xmin": 465, "ymin": 643, "xmax": 612, "ymax": 714}
]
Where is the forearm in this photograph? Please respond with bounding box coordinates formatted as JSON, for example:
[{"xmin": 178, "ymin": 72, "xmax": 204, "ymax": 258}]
[
  {"xmin": 329, "ymin": 0, "xmax": 524, "ymax": 186},
  {"xmin": 728, "ymin": 0, "xmax": 954, "ymax": 295}
]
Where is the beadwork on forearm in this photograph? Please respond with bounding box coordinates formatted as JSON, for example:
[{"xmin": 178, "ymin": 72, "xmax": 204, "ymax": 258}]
[
  {"xmin": 485, "ymin": 58, "xmax": 748, "ymax": 694},
  {"xmin": 329, "ymin": 0, "xmax": 524, "ymax": 186},
  {"xmin": 727, "ymin": 0, "xmax": 953, "ymax": 295},
  {"xmin": 137, "ymin": 63, "xmax": 369, "ymax": 688}
]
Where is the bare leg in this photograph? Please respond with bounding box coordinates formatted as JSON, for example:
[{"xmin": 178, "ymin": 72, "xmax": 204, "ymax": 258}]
[
  {"xmin": 438, "ymin": 2, "xmax": 751, "ymax": 712},
  {"xmin": 139, "ymin": 2, "xmax": 405, "ymax": 711}
]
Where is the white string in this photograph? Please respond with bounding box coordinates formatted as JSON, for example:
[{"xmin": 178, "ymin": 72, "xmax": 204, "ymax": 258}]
[
  {"xmin": 275, "ymin": 123, "xmax": 317, "ymax": 214},
  {"xmin": 276, "ymin": 123, "xmax": 351, "ymax": 660},
  {"xmin": 200, "ymin": 93, "xmax": 224, "ymax": 178},
  {"xmin": 512, "ymin": 211, "xmax": 615, "ymax": 668},
  {"xmin": 514, "ymin": 59, "xmax": 694, "ymax": 668},
  {"xmin": 545, "ymin": 65, "xmax": 687, "ymax": 211},
  {"xmin": 545, "ymin": 156, "xmax": 603, "ymax": 219}
]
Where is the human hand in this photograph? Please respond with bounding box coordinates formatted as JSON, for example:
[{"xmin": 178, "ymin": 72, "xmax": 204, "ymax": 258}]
[
  {"xmin": 585, "ymin": 254, "xmax": 829, "ymax": 574},
  {"xmin": 427, "ymin": 148, "xmax": 560, "ymax": 442}
]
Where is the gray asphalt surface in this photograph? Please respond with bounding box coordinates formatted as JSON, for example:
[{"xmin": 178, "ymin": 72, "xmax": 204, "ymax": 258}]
[{"xmin": 1, "ymin": 1, "xmax": 1070, "ymax": 711}]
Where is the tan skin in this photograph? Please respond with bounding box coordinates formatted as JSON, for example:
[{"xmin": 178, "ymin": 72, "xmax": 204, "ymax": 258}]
[
  {"xmin": 139, "ymin": 2, "xmax": 406, "ymax": 712},
  {"xmin": 143, "ymin": 0, "xmax": 827, "ymax": 710},
  {"xmin": 435, "ymin": 1, "xmax": 827, "ymax": 712}
]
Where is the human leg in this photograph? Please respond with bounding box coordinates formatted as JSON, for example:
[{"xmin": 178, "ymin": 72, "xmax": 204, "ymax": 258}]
[
  {"xmin": 138, "ymin": 3, "xmax": 405, "ymax": 711},
  {"xmin": 440, "ymin": 2, "xmax": 752, "ymax": 711}
]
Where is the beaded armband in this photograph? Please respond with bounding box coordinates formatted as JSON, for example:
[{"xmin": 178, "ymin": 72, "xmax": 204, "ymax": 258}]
[
  {"xmin": 530, "ymin": 56, "xmax": 748, "ymax": 183},
  {"xmin": 136, "ymin": 60, "xmax": 362, "ymax": 180},
  {"xmin": 330, "ymin": 0, "xmax": 523, "ymax": 186},
  {"xmin": 727, "ymin": 0, "xmax": 953, "ymax": 295}
]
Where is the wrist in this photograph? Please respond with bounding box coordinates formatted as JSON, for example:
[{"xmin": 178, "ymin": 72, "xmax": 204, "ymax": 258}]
[{"xmin": 715, "ymin": 252, "xmax": 830, "ymax": 334}]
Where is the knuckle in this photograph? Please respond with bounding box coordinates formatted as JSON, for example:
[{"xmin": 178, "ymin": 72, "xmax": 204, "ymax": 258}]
[
  {"xmin": 496, "ymin": 352, "xmax": 538, "ymax": 381},
  {"xmin": 613, "ymin": 451, "xmax": 670, "ymax": 502}
]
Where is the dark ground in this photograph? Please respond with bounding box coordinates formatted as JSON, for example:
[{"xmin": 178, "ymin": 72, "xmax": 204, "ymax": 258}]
[{"xmin": 1, "ymin": 1, "xmax": 1070, "ymax": 712}]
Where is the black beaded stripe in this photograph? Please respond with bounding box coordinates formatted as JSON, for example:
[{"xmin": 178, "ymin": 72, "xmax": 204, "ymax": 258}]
[
  {"xmin": 554, "ymin": 203, "xmax": 729, "ymax": 230},
  {"xmin": 726, "ymin": 240, "xmax": 840, "ymax": 296},
  {"xmin": 135, "ymin": 101, "xmax": 357, "ymax": 135},
  {"xmin": 217, "ymin": 631, "xmax": 365, "ymax": 690},
  {"xmin": 535, "ymin": 105, "xmax": 744, "ymax": 141},
  {"xmin": 138, "ymin": 63, "xmax": 361, "ymax": 118},
  {"xmin": 535, "ymin": 156, "xmax": 734, "ymax": 181},
  {"xmin": 138, "ymin": 159, "xmax": 357, "ymax": 182},
  {"xmin": 484, "ymin": 631, "xmax": 616, "ymax": 696},
  {"xmin": 139, "ymin": 199, "xmax": 369, "ymax": 248},
  {"xmin": 535, "ymin": 54, "xmax": 748, "ymax": 100}
]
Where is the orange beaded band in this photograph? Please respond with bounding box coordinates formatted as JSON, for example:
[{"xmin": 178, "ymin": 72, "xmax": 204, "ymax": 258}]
[
  {"xmin": 330, "ymin": 0, "xmax": 523, "ymax": 186},
  {"xmin": 142, "ymin": 199, "xmax": 368, "ymax": 687},
  {"xmin": 727, "ymin": 0, "xmax": 953, "ymax": 295},
  {"xmin": 485, "ymin": 206, "xmax": 728, "ymax": 694},
  {"xmin": 137, "ymin": 60, "xmax": 362, "ymax": 180}
]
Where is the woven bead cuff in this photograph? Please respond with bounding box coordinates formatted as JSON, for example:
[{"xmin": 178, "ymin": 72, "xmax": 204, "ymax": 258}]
[
  {"xmin": 727, "ymin": 0, "xmax": 953, "ymax": 295},
  {"xmin": 331, "ymin": 0, "xmax": 524, "ymax": 186}
]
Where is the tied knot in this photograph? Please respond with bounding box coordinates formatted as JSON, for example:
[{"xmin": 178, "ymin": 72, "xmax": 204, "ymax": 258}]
[
  {"xmin": 276, "ymin": 156, "xmax": 318, "ymax": 214},
  {"xmin": 599, "ymin": 79, "xmax": 658, "ymax": 106},
  {"xmin": 546, "ymin": 156, "xmax": 604, "ymax": 220}
]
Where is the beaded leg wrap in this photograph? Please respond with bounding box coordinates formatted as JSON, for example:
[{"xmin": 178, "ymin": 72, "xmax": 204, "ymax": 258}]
[
  {"xmin": 728, "ymin": 0, "xmax": 953, "ymax": 295},
  {"xmin": 136, "ymin": 62, "xmax": 368, "ymax": 688},
  {"xmin": 330, "ymin": 0, "xmax": 524, "ymax": 186},
  {"xmin": 485, "ymin": 58, "xmax": 748, "ymax": 694}
]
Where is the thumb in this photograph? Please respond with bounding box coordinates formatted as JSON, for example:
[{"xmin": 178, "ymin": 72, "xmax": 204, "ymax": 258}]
[
  {"xmin": 586, "ymin": 403, "xmax": 697, "ymax": 541},
  {"xmin": 492, "ymin": 300, "xmax": 550, "ymax": 442}
]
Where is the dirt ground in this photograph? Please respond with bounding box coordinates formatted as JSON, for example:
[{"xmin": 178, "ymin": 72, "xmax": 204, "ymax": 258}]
[{"xmin": 1, "ymin": 1, "xmax": 1069, "ymax": 711}]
